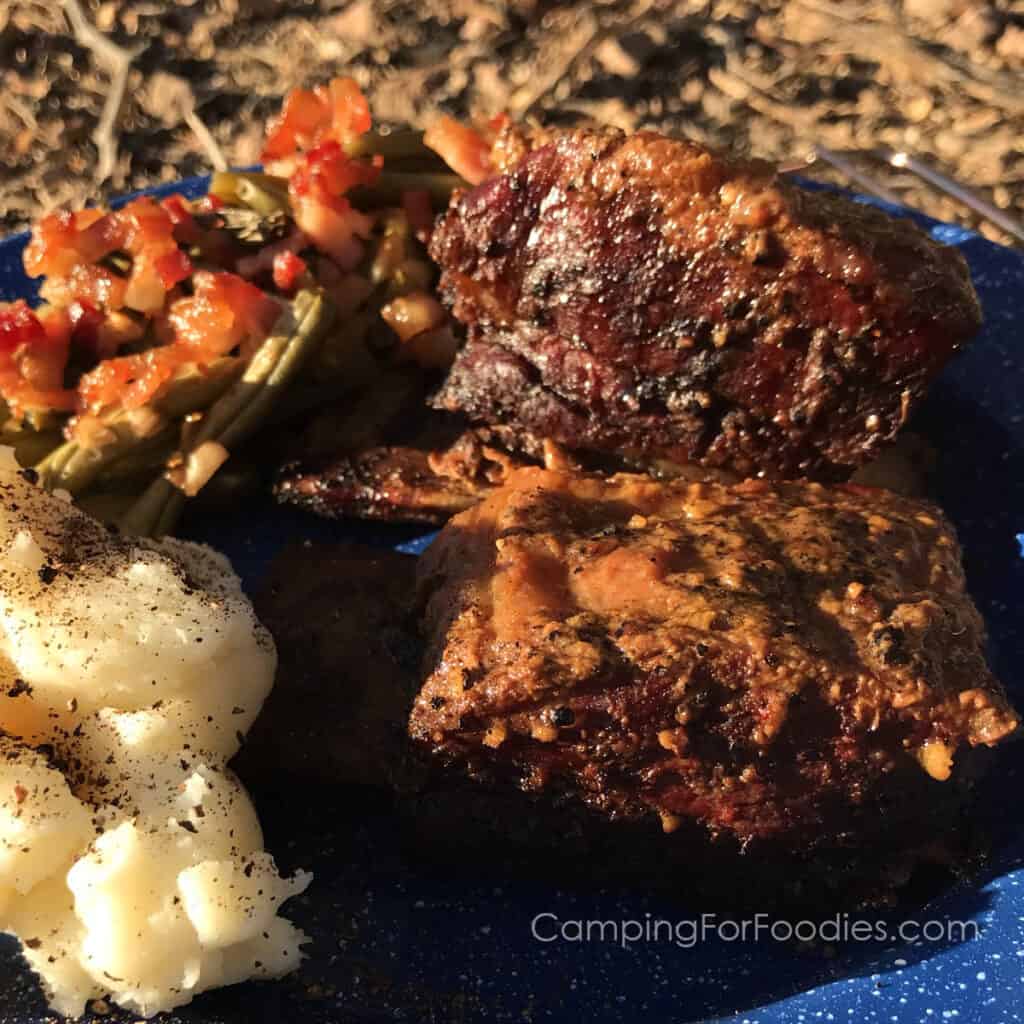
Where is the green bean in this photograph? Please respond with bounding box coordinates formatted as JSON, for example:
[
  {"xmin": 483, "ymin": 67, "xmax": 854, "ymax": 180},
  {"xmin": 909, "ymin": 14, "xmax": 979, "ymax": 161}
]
[
  {"xmin": 236, "ymin": 178, "xmax": 289, "ymax": 217},
  {"xmin": 208, "ymin": 170, "xmax": 289, "ymax": 207},
  {"xmin": 387, "ymin": 259, "xmax": 434, "ymax": 298},
  {"xmin": 35, "ymin": 359, "xmax": 240, "ymax": 494},
  {"xmin": 152, "ymin": 491, "xmax": 186, "ymax": 538},
  {"xmin": 310, "ymin": 314, "xmax": 378, "ymax": 384},
  {"xmin": 76, "ymin": 489, "xmax": 139, "ymax": 525},
  {"xmin": 36, "ymin": 417, "xmax": 159, "ymax": 495},
  {"xmin": 0, "ymin": 407, "xmax": 64, "ymax": 466},
  {"xmin": 3, "ymin": 429, "xmax": 65, "ymax": 468},
  {"xmin": 120, "ymin": 289, "xmax": 334, "ymax": 537},
  {"xmin": 350, "ymin": 171, "xmax": 466, "ymax": 209},
  {"xmin": 191, "ymin": 460, "xmax": 263, "ymax": 505},
  {"xmin": 343, "ymin": 130, "xmax": 446, "ymax": 166},
  {"xmin": 371, "ymin": 211, "xmax": 410, "ymax": 285},
  {"xmin": 21, "ymin": 409, "xmax": 64, "ymax": 434},
  {"xmin": 94, "ymin": 429, "xmax": 176, "ymax": 484}
]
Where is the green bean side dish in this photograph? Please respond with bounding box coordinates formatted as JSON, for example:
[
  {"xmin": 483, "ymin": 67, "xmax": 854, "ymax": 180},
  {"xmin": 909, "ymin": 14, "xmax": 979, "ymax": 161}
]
[{"xmin": 4, "ymin": 86, "xmax": 474, "ymax": 539}]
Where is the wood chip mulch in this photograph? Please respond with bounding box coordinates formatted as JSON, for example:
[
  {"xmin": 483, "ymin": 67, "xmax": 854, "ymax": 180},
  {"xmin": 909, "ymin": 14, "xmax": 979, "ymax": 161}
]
[{"xmin": 1, "ymin": 0, "xmax": 1022, "ymax": 245}]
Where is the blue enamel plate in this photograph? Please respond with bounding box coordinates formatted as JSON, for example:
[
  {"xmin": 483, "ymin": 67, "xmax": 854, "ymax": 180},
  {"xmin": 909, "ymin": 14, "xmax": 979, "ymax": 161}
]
[{"xmin": 2, "ymin": 179, "xmax": 1024, "ymax": 1024}]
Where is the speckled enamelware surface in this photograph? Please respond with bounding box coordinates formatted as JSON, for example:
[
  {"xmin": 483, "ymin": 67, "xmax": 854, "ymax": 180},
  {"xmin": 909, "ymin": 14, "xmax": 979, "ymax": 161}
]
[{"xmin": 1, "ymin": 179, "xmax": 1023, "ymax": 1024}]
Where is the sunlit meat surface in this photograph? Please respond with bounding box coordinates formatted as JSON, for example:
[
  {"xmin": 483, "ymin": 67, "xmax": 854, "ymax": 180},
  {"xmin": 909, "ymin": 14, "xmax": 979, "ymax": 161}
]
[
  {"xmin": 429, "ymin": 126, "xmax": 982, "ymax": 480},
  {"xmin": 410, "ymin": 468, "xmax": 1017, "ymax": 897}
]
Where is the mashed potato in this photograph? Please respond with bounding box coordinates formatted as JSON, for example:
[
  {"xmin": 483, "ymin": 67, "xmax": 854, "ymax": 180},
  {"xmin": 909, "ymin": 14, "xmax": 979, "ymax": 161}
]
[{"xmin": 0, "ymin": 448, "xmax": 311, "ymax": 1017}]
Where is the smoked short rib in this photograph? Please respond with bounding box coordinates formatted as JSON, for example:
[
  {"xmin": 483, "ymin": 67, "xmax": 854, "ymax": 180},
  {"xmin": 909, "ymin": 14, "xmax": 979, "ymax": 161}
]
[
  {"xmin": 410, "ymin": 469, "xmax": 1017, "ymax": 861},
  {"xmin": 430, "ymin": 128, "xmax": 982, "ymax": 479}
]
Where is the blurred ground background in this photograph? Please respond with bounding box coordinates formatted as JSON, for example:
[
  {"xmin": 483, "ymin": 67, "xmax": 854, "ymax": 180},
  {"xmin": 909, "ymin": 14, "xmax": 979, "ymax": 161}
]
[{"xmin": 1, "ymin": 0, "xmax": 1022, "ymax": 245}]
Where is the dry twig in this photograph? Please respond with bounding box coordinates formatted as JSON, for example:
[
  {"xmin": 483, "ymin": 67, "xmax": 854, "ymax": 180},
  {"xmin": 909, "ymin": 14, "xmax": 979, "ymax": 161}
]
[
  {"xmin": 183, "ymin": 108, "xmax": 229, "ymax": 172},
  {"xmin": 793, "ymin": 0, "xmax": 1024, "ymax": 115},
  {"xmin": 146, "ymin": 72, "xmax": 229, "ymax": 171},
  {"xmin": 62, "ymin": 0, "xmax": 145, "ymax": 184},
  {"xmin": 508, "ymin": 12, "xmax": 602, "ymax": 117}
]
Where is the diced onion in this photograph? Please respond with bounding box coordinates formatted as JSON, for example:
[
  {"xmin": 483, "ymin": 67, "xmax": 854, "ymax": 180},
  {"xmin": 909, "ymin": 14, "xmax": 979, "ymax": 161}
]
[{"xmin": 169, "ymin": 440, "xmax": 230, "ymax": 497}]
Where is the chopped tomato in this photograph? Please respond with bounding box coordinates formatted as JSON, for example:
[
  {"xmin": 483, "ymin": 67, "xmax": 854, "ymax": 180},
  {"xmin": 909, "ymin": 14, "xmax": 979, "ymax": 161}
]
[
  {"xmin": 423, "ymin": 116, "xmax": 492, "ymax": 185},
  {"xmin": 194, "ymin": 194, "xmax": 224, "ymax": 214},
  {"xmin": 118, "ymin": 198, "xmax": 194, "ymax": 313},
  {"xmin": 0, "ymin": 302, "xmax": 76, "ymax": 415},
  {"xmin": 160, "ymin": 195, "xmax": 203, "ymax": 245},
  {"xmin": 67, "ymin": 299, "xmax": 105, "ymax": 354},
  {"xmin": 262, "ymin": 77, "xmax": 372, "ymax": 162},
  {"xmin": 167, "ymin": 271, "xmax": 280, "ymax": 358},
  {"xmin": 77, "ymin": 347, "xmax": 182, "ymax": 413},
  {"xmin": 272, "ymin": 250, "xmax": 308, "ymax": 293},
  {"xmin": 0, "ymin": 300, "xmax": 47, "ymax": 355},
  {"xmin": 25, "ymin": 197, "xmax": 193, "ymax": 316},
  {"xmin": 289, "ymin": 141, "xmax": 378, "ymax": 268},
  {"xmin": 155, "ymin": 248, "xmax": 193, "ymax": 289},
  {"xmin": 289, "ymin": 141, "xmax": 381, "ymax": 201},
  {"xmin": 77, "ymin": 271, "xmax": 280, "ymax": 415}
]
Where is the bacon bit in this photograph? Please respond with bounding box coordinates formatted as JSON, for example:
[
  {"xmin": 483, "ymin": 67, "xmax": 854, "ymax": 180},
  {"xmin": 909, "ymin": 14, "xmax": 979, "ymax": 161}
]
[
  {"xmin": 78, "ymin": 349, "xmax": 175, "ymax": 414},
  {"xmin": 272, "ymin": 250, "xmax": 308, "ymax": 293},
  {"xmin": 160, "ymin": 195, "xmax": 192, "ymax": 224},
  {"xmin": 167, "ymin": 271, "xmax": 280, "ymax": 357},
  {"xmin": 290, "ymin": 142, "xmax": 382, "ymax": 201},
  {"xmin": 263, "ymin": 87, "xmax": 328, "ymax": 161},
  {"xmin": 13, "ymin": 784, "xmax": 28, "ymax": 806},
  {"xmin": 262, "ymin": 77, "xmax": 372, "ymax": 162},
  {"xmin": 291, "ymin": 199, "xmax": 364, "ymax": 270},
  {"xmin": 24, "ymin": 209, "xmax": 102, "ymax": 279},
  {"xmin": 38, "ymin": 262, "xmax": 128, "ymax": 313},
  {"xmin": 423, "ymin": 116, "xmax": 493, "ymax": 185},
  {"xmin": 263, "ymin": 79, "xmax": 379, "ymax": 266}
]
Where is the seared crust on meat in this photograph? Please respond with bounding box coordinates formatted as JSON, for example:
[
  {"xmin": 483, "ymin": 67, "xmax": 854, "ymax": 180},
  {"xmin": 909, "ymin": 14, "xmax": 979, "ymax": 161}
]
[
  {"xmin": 410, "ymin": 469, "xmax": 1017, "ymax": 848},
  {"xmin": 430, "ymin": 127, "xmax": 982, "ymax": 479},
  {"xmin": 275, "ymin": 429, "xmax": 536, "ymax": 525}
]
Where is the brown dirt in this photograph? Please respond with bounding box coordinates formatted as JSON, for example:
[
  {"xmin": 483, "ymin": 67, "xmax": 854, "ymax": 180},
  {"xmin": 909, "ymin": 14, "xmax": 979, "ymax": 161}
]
[{"xmin": 1, "ymin": 0, "xmax": 1022, "ymax": 246}]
